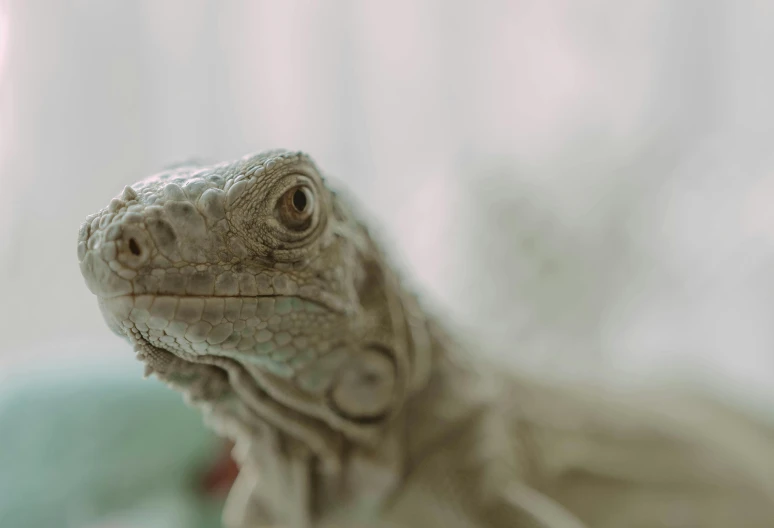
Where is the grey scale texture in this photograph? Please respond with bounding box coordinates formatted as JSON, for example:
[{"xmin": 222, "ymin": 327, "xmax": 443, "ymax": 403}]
[{"xmin": 78, "ymin": 150, "xmax": 774, "ymax": 527}]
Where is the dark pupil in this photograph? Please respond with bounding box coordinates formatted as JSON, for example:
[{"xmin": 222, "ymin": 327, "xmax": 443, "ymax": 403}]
[{"xmin": 292, "ymin": 189, "xmax": 307, "ymax": 211}]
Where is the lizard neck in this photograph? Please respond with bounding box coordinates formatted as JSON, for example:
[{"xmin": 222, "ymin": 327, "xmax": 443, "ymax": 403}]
[
  {"xmin": 399, "ymin": 315, "xmax": 500, "ymax": 470},
  {"xmin": 310, "ymin": 306, "xmax": 507, "ymax": 526},
  {"xmin": 220, "ymin": 253, "xmax": 492, "ymax": 527}
]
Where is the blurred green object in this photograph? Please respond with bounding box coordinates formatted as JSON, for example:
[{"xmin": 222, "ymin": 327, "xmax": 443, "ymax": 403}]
[{"xmin": 0, "ymin": 357, "xmax": 225, "ymax": 528}]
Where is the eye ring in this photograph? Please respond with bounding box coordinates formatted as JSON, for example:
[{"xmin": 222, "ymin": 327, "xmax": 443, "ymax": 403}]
[{"xmin": 277, "ymin": 184, "xmax": 316, "ymax": 231}]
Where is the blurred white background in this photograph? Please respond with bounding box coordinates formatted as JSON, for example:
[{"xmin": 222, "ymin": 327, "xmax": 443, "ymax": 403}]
[{"xmin": 1, "ymin": 0, "xmax": 773, "ymax": 409}]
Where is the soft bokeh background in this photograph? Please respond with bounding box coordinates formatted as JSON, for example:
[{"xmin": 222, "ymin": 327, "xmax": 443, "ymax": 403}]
[{"xmin": 2, "ymin": 0, "xmax": 774, "ymax": 406}]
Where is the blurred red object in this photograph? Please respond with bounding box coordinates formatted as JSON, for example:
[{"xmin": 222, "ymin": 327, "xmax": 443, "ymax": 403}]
[{"xmin": 201, "ymin": 441, "xmax": 239, "ymax": 496}]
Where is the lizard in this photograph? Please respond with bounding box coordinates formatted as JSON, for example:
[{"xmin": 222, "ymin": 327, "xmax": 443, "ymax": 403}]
[{"xmin": 77, "ymin": 149, "xmax": 774, "ymax": 528}]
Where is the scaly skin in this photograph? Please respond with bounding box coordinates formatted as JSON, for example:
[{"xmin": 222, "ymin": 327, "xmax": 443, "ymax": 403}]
[{"xmin": 79, "ymin": 150, "xmax": 774, "ymax": 528}]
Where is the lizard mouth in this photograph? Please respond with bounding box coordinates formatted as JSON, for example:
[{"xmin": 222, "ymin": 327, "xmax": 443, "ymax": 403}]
[{"xmin": 99, "ymin": 291, "xmax": 345, "ymax": 379}]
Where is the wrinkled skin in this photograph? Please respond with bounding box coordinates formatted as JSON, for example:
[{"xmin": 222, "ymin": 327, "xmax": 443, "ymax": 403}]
[{"xmin": 79, "ymin": 150, "xmax": 774, "ymax": 528}]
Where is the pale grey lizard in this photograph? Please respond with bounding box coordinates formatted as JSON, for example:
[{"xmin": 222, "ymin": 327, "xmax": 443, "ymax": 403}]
[{"xmin": 78, "ymin": 150, "xmax": 774, "ymax": 527}]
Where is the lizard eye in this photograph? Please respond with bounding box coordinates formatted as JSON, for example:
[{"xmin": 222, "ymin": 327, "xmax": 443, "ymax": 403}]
[{"xmin": 277, "ymin": 185, "xmax": 315, "ymax": 231}]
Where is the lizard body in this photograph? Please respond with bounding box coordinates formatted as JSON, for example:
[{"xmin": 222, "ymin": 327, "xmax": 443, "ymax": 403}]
[{"xmin": 78, "ymin": 150, "xmax": 774, "ymax": 527}]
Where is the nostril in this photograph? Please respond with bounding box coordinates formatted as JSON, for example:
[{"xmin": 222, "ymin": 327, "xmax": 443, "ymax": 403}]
[
  {"xmin": 117, "ymin": 227, "xmax": 150, "ymax": 268},
  {"xmin": 128, "ymin": 238, "xmax": 141, "ymax": 256}
]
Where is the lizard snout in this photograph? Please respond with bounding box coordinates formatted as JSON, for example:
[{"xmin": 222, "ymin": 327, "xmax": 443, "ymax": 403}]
[{"xmin": 77, "ymin": 214, "xmax": 153, "ymax": 298}]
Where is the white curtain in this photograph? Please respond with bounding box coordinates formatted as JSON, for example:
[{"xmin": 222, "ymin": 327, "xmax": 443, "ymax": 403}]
[{"xmin": 1, "ymin": 1, "xmax": 773, "ymax": 407}]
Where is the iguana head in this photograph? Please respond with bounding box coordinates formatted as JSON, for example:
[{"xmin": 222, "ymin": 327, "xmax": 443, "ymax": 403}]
[{"xmin": 77, "ymin": 150, "xmax": 431, "ymax": 466}]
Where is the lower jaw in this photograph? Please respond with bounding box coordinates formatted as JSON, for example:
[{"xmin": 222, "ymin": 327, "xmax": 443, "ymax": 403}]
[{"xmin": 129, "ymin": 334, "xmax": 345, "ymax": 471}]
